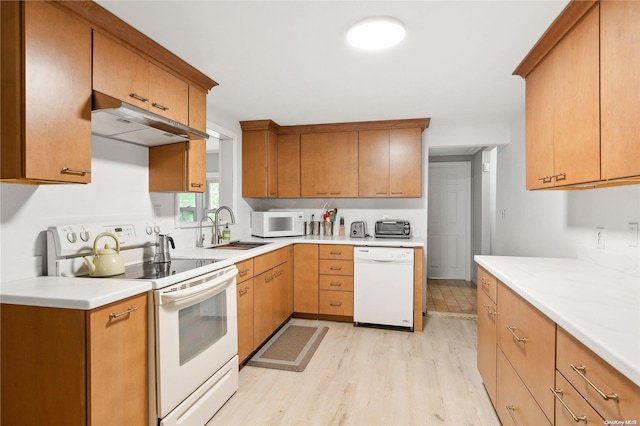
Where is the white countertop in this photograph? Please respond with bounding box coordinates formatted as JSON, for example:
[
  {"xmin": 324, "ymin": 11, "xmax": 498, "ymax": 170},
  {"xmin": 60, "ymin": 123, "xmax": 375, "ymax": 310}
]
[
  {"xmin": 1, "ymin": 236, "xmax": 423, "ymax": 310},
  {"xmin": 475, "ymin": 255, "xmax": 640, "ymax": 387}
]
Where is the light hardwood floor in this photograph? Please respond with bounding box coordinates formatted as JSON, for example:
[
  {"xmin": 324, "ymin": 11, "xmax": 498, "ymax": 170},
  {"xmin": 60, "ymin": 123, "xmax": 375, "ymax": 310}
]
[{"xmin": 208, "ymin": 315, "xmax": 499, "ymax": 426}]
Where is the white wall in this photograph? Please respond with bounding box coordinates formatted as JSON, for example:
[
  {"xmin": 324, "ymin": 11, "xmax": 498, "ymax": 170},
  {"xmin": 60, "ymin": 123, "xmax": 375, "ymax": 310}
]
[{"xmin": 495, "ymin": 115, "xmax": 640, "ymax": 275}]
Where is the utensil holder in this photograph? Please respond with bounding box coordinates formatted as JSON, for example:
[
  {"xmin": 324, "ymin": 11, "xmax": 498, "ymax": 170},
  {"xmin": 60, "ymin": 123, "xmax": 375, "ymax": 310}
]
[{"xmin": 323, "ymin": 221, "xmax": 333, "ymax": 236}]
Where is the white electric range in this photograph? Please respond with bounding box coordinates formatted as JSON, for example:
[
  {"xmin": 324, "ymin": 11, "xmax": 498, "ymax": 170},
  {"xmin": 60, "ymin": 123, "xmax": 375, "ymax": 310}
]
[{"xmin": 46, "ymin": 221, "xmax": 239, "ymax": 426}]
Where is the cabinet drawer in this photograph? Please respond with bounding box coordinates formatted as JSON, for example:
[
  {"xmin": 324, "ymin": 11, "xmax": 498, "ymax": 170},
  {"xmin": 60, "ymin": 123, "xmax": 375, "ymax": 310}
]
[
  {"xmin": 254, "ymin": 247, "xmax": 287, "ymax": 275},
  {"xmin": 319, "ymin": 290, "xmax": 353, "ymax": 316},
  {"xmin": 235, "ymin": 259, "xmax": 254, "ymax": 283},
  {"xmin": 477, "ymin": 266, "xmax": 497, "ymax": 303},
  {"xmin": 497, "ymin": 282, "xmax": 556, "ymax": 421},
  {"xmin": 554, "ymin": 371, "xmax": 604, "ymax": 426},
  {"xmin": 319, "ymin": 259, "xmax": 353, "ymax": 276},
  {"xmin": 496, "ymin": 348, "xmax": 551, "ymax": 426},
  {"xmin": 477, "ymin": 286, "xmax": 498, "ymax": 406},
  {"xmin": 319, "ymin": 275, "xmax": 354, "ymax": 292},
  {"xmin": 557, "ymin": 327, "xmax": 640, "ymax": 422},
  {"xmin": 319, "ymin": 244, "xmax": 353, "ymax": 260}
]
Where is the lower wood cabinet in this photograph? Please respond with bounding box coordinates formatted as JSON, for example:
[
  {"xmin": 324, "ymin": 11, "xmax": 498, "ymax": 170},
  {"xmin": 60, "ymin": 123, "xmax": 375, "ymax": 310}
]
[
  {"xmin": 553, "ymin": 371, "xmax": 603, "ymax": 426},
  {"xmin": 477, "ymin": 281, "xmax": 497, "ymax": 406},
  {"xmin": 293, "ymin": 244, "xmax": 319, "ymax": 314},
  {"xmin": 236, "ymin": 258, "xmax": 255, "ymax": 362},
  {"xmin": 317, "ymin": 244, "xmax": 354, "ymax": 316},
  {"xmin": 497, "ymin": 347, "xmax": 551, "ymax": 426},
  {"xmin": 1, "ymin": 294, "xmax": 148, "ymax": 425}
]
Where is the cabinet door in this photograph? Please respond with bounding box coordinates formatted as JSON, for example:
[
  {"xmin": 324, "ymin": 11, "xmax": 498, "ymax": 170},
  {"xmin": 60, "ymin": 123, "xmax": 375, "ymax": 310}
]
[
  {"xmin": 23, "ymin": 1, "xmax": 92, "ymax": 183},
  {"xmin": 237, "ymin": 278, "xmax": 254, "ymax": 361},
  {"xmin": 319, "ymin": 290, "xmax": 354, "ymax": 316},
  {"xmin": 389, "ymin": 128, "xmax": 421, "ymax": 197},
  {"xmin": 328, "ymin": 132, "xmax": 359, "ymax": 197},
  {"xmin": 601, "ymin": 1, "xmax": 640, "ymax": 180},
  {"xmin": 287, "ymin": 246, "xmax": 295, "ymax": 316},
  {"xmin": 93, "ymin": 31, "xmax": 149, "ymax": 110},
  {"xmin": 552, "ymin": 5, "xmax": 600, "ymax": 187},
  {"xmin": 187, "ymin": 139, "xmax": 206, "ymax": 192},
  {"xmin": 358, "ymin": 130, "xmax": 390, "ymax": 197},
  {"xmin": 278, "ymin": 134, "xmax": 301, "ymax": 197},
  {"xmin": 188, "ymin": 85, "xmax": 207, "ymax": 132},
  {"xmin": 554, "ymin": 372, "xmax": 604, "ymax": 426},
  {"xmin": 301, "ymin": 133, "xmax": 329, "ymax": 197},
  {"xmin": 88, "ymin": 294, "xmax": 148, "ymax": 426},
  {"xmin": 242, "ymin": 130, "xmax": 277, "ymax": 197},
  {"xmin": 149, "ymin": 142, "xmax": 187, "ymax": 192},
  {"xmin": 293, "ymin": 244, "xmax": 319, "ymax": 314},
  {"xmin": 477, "ymin": 287, "xmax": 498, "ymax": 406},
  {"xmin": 267, "ymin": 131, "xmax": 279, "ymax": 198},
  {"xmin": 149, "ymin": 64, "xmax": 189, "ymax": 125},
  {"xmin": 254, "ymin": 269, "xmax": 276, "ymax": 345},
  {"xmin": 525, "ymin": 53, "xmax": 555, "ymax": 190},
  {"xmin": 273, "ymin": 263, "xmax": 289, "ymax": 328}
]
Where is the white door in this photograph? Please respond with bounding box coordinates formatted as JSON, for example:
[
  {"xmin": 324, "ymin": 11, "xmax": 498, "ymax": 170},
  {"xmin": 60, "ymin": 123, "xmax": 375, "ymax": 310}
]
[{"xmin": 427, "ymin": 162, "xmax": 471, "ymax": 280}]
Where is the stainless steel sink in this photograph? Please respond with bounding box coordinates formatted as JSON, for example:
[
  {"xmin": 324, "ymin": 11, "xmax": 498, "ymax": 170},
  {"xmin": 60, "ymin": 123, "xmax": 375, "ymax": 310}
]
[{"xmin": 207, "ymin": 241, "xmax": 271, "ymax": 250}]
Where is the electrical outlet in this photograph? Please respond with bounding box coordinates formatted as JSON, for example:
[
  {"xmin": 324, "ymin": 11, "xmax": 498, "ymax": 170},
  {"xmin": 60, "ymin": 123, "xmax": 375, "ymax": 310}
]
[
  {"xmin": 596, "ymin": 227, "xmax": 605, "ymax": 249},
  {"xmin": 628, "ymin": 223, "xmax": 638, "ymax": 247}
]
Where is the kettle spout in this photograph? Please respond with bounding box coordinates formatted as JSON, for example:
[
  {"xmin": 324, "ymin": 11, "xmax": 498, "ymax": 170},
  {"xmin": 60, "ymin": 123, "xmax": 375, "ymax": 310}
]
[{"xmin": 83, "ymin": 256, "xmax": 96, "ymax": 275}]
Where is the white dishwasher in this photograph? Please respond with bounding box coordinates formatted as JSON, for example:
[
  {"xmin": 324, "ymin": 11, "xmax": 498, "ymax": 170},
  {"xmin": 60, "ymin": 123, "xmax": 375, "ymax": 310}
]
[{"xmin": 354, "ymin": 246, "xmax": 414, "ymax": 331}]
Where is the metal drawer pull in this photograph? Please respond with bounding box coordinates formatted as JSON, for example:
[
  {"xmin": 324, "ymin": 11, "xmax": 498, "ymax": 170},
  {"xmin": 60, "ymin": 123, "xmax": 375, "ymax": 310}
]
[
  {"xmin": 330, "ymin": 251, "xmax": 342, "ymax": 255},
  {"xmin": 570, "ymin": 364, "xmax": 619, "ymax": 402},
  {"xmin": 264, "ymin": 274, "xmax": 274, "ymax": 282},
  {"xmin": 555, "ymin": 172, "xmax": 567, "ymax": 181},
  {"xmin": 539, "ymin": 176, "xmax": 553, "ymax": 183},
  {"xmin": 129, "ymin": 92, "xmax": 149, "ymax": 102},
  {"xmin": 316, "ymin": 192, "xmax": 328, "ymax": 195},
  {"xmin": 329, "ymin": 302, "xmax": 342, "ymax": 307},
  {"xmin": 238, "ymin": 286, "xmax": 249, "ymax": 296},
  {"xmin": 550, "ymin": 388, "xmax": 587, "ymax": 422},
  {"xmin": 109, "ymin": 306, "xmax": 137, "ymax": 319},
  {"xmin": 329, "ymin": 266, "xmax": 342, "ymax": 271},
  {"xmin": 376, "ymin": 192, "xmax": 388, "ymax": 195},
  {"xmin": 506, "ymin": 405, "xmax": 519, "ymax": 426},
  {"xmin": 191, "ymin": 182, "xmax": 204, "ymax": 188},
  {"xmin": 61, "ymin": 167, "xmax": 91, "ymax": 176},
  {"xmin": 330, "ymin": 192, "xmax": 342, "ymax": 195},
  {"xmin": 152, "ymin": 102, "xmax": 169, "ymax": 111},
  {"xmin": 330, "ymin": 282, "xmax": 342, "ymax": 286},
  {"xmin": 506, "ymin": 325, "xmax": 527, "ymax": 343},
  {"xmin": 483, "ymin": 304, "xmax": 497, "ymax": 315},
  {"xmin": 391, "ymin": 191, "xmax": 403, "ymax": 195},
  {"xmin": 238, "ymin": 268, "xmax": 250, "ymax": 277},
  {"xmin": 274, "ymin": 270, "xmax": 283, "ymax": 277}
]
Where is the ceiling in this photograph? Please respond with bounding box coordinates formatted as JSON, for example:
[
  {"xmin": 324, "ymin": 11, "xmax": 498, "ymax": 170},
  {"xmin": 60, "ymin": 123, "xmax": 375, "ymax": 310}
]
[{"xmin": 95, "ymin": 0, "xmax": 569, "ymax": 153}]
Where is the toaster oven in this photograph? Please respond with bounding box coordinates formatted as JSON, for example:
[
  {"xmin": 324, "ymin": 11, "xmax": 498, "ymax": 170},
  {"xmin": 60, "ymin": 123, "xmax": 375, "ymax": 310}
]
[{"xmin": 374, "ymin": 220, "xmax": 411, "ymax": 238}]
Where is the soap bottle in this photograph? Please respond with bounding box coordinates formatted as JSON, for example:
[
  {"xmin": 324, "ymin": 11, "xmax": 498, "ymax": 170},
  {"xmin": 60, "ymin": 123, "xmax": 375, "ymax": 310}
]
[{"xmin": 222, "ymin": 224, "xmax": 231, "ymax": 241}]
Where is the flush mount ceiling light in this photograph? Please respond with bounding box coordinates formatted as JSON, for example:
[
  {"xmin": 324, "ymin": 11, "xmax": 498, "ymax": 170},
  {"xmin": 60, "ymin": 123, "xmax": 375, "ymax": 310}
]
[{"xmin": 346, "ymin": 16, "xmax": 406, "ymax": 50}]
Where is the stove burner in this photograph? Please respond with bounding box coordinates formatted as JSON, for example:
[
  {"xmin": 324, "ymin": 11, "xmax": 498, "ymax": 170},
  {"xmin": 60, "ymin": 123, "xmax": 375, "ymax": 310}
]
[{"xmin": 114, "ymin": 259, "xmax": 221, "ymax": 280}]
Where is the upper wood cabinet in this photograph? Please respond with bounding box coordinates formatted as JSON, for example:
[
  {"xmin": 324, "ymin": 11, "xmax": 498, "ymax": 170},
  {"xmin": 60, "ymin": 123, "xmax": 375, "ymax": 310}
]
[
  {"xmin": 1, "ymin": 1, "xmax": 92, "ymax": 184},
  {"xmin": 359, "ymin": 127, "xmax": 423, "ymax": 197},
  {"xmin": 301, "ymin": 132, "xmax": 358, "ymax": 198},
  {"xmin": 149, "ymin": 140, "xmax": 206, "ymax": 192},
  {"xmin": 93, "ymin": 32, "xmax": 189, "ymax": 125},
  {"xmin": 516, "ymin": 0, "xmax": 640, "ymax": 189},
  {"xmin": 242, "ymin": 127, "xmax": 279, "ymax": 198},
  {"xmin": 277, "ymin": 134, "xmax": 301, "ymax": 198},
  {"xmin": 189, "ymin": 85, "xmax": 208, "ymax": 132},
  {"xmin": 242, "ymin": 118, "xmax": 428, "ymax": 199}
]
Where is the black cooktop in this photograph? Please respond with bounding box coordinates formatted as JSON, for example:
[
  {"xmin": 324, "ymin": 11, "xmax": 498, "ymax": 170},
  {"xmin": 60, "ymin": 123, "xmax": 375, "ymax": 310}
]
[{"xmin": 119, "ymin": 259, "xmax": 220, "ymax": 280}]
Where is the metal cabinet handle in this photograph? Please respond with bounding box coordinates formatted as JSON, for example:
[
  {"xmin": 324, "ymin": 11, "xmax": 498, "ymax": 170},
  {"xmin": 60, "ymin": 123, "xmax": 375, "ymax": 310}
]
[
  {"xmin": 329, "ymin": 281, "xmax": 342, "ymax": 287},
  {"xmin": 109, "ymin": 306, "xmax": 137, "ymax": 319},
  {"xmin": 375, "ymin": 192, "xmax": 388, "ymax": 195},
  {"xmin": 391, "ymin": 191, "xmax": 403, "ymax": 195},
  {"xmin": 238, "ymin": 286, "xmax": 250, "ymax": 296},
  {"xmin": 506, "ymin": 405, "xmax": 519, "ymax": 426},
  {"xmin": 330, "ymin": 251, "xmax": 342, "ymax": 255},
  {"xmin": 61, "ymin": 167, "xmax": 91, "ymax": 176},
  {"xmin": 329, "ymin": 266, "xmax": 342, "ymax": 271},
  {"xmin": 554, "ymin": 172, "xmax": 567, "ymax": 182},
  {"xmin": 152, "ymin": 102, "xmax": 169, "ymax": 111},
  {"xmin": 191, "ymin": 182, "xmax": 204, "ymax": 188},
  {"xmin": 330, "ymin": 192, "xmax": 342, "ymax": 195},
  {"xmin": 506, "ymin": 325, "xmax": 527, "ymax": 343},
  {"xmin": 316, "ymin": 192, "xmax": 328, "ymax": 195},
  {"xmin": 274, "ymin": 269, "xmax": 283, "ymax": 277},
  {"xmin": 329, "ymin": 301, "xmax": 342, "ymax": 307},
  {"xmin": 480, "ymin": 277, "xmax": 490, "ymax": 288},
  {"xmin": 538, "ymin": 176, "xmax": 553, "ymax": 183},
  {"xmin": 238, "ymin": 268, "xmax": 250, "ymax": 277},
  {"xmin": 570, "ymin": 364, "xmax": 619, "ymax": 402},
  {"xmin": 264, "ymin": 273, "xmax": 274, "ymax": 283},
  {"xmin": 550, "ymin": 388, "xmax": 587, "ymax": 423},
  {"xmin": 483, "ymin": 304, "xmax": 497, "ymax": 315},
  {"xmin": 129, "ymin": 92, "xmax": 149, "ymax": 102}
]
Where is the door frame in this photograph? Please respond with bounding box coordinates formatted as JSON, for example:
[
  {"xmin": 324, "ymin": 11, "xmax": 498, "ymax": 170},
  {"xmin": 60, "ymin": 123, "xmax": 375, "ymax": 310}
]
[{"xmin": 427, "ymin": 161, "xmax": 472, "ymax": 281}]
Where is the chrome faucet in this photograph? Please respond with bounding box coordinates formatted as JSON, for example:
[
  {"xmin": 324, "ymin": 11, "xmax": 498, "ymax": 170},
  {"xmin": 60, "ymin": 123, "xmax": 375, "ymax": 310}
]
[
  {"xmin": 197, "ymin": 216, "xmax": 215, "ymax": 247},
  {"xmin": 213, "ymin": 206, "xmax": 236, "ymax": 245}
]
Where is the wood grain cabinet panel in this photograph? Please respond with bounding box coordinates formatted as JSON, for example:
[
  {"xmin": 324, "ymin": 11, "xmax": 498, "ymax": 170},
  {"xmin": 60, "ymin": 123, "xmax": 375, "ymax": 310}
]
[
  {"xmin": 293, "ymin": 244, "xmax": 319, "ymax": 314},
  {"xmin": 497, "ymin": 282, "xmax": 556, "ymax": 422},
  {"xmin": 477, "ymin": 266, "xmax": 497, "ymax": 303},
  {"xmin": 318, "ymin": 259, "xmax": 354, "ymax": 276},
  {"xmin": 301, "ymin": 132, "xmax": 358, "ymax": 197},
  {"xmin": 319, "ymin": 244, "xmax": 353, "ymax": 260},
  {"xmin": 389, "ymin": 128, "xmax": 422, "ymax": 197},
  {"xmin": 188, "ymin": 85, "xmax": 207, "ymax": 132},
  {"xmin": 319, "ymin": 290, "xmax": 354, "ymax": 316},
  {"xmin": 1, "ymin": 294, "xmax": 148, "ymax": 425},
  {"xmin": 148, "ymin": 140, "xmax": 206, "ymax": 192},
  {"xmin": 496, "ymin": 348, "xmax": 552, "ymax": 426},
  {"xmin": 242, "ymin": 129, "xmax": 278, "ymax": 198},
  {"xmin": 554, "ymin": 371, "xmax": 604, "ymax": 426},
  {"xmin": 358, "ymin": 130, "xmax": 390, "ymax": 197},
  {"xmin": 477, "ymin": 282, "xmax": 498, "ymax": 407},
  {"xmin": 600, "ymin": 0, "xmax": 640, "ymax": 180},
  {"xmin": 277, "ymin": 134, "xmax": 301, "ymax": 198},
  {"xmin": 556, "ymin": 326, "xmax": 640, "ymax": 422},
  {"xmin": 1, "ymin": 1, "xmax": 92, "ymax": 184},
  {"xmin": 237, "ymin": 278, "xmax": 254, "ymax": 362},
  {"xmin": 149, "ymin": 63, "xmax": 188, "ymax": 125}
]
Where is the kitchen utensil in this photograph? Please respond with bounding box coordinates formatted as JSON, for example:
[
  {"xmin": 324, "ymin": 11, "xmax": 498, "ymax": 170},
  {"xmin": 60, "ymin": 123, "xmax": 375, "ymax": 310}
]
[
  {"xmin": 350, "ymin": 221, "xmax": 367, "ymax": 238},
  {"xmin": 83, "ymin": 232, "xmax": 125, "ymax": 277},
  {"xmin": 155, "ymin": 234, "xmax": 175, "ymax": 263}
]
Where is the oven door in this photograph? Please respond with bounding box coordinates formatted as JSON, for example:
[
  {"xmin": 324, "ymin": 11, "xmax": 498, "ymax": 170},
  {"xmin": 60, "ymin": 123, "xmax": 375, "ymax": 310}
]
[{"xmin": 155, "ymin": 265, "xmax": 238, "ymax": 418}]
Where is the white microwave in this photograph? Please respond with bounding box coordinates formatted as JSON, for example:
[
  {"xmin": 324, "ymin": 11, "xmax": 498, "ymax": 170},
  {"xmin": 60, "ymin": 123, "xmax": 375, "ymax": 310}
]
[{"xmin": 251, "ymin": 211, "xmax": 304, "ymax": 237}]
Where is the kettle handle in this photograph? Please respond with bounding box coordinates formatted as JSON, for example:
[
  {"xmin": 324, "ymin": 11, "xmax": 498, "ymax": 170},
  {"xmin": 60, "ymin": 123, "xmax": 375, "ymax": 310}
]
[
  {"xmin": 168, "ymin": 236, "xmax": 175, "ymax": 249},
  {"xmin": 93, "ymin": 232, "xmax": 121, "ymax": 254}
]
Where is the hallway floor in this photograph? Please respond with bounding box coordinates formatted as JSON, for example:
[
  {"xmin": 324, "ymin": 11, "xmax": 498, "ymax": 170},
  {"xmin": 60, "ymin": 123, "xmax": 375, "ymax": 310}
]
[{"xmin": 426, "ymin": 278, "xmax": 477, "ymax": 315}]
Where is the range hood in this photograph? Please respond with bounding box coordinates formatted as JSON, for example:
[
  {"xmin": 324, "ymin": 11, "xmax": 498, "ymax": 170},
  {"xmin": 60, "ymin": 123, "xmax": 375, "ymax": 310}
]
[{"xmin": 91, "ymin": 91, "xmax": 208, "ymax": 147}]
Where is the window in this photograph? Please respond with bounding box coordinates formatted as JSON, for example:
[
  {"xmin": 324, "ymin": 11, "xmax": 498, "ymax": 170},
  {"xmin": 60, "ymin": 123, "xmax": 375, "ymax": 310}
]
[{"xmin": 177, "ymin": 175, "xmax": 220, "ymax": 226}]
